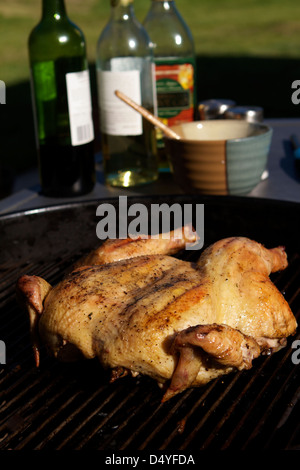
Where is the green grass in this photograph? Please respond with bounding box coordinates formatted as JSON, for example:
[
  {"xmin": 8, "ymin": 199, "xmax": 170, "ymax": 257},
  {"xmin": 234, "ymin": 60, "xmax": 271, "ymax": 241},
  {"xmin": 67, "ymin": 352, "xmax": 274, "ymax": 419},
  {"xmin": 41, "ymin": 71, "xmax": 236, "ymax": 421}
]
[{"xmin": 1, "ymin": 0, "xmax": 300, "ymax": 84}]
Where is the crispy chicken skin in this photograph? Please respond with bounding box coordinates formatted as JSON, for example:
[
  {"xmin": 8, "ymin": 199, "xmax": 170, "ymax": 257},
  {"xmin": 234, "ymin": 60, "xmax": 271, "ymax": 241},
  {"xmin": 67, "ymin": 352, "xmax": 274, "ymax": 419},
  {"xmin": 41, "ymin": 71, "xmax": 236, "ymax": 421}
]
[
  {"xmin": 16, "ymin": 231, "xmax": 297, "ymax": 401},
  {"xmin": 73, "ymin": 224, "xmax": 198, "ymax": 267}
]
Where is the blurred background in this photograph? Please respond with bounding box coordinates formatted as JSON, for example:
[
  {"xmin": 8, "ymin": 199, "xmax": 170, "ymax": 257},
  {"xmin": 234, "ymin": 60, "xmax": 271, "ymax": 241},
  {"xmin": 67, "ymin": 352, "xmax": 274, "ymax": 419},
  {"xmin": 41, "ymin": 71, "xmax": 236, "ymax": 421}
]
[{"xmin": 1, "ymin": 0, "xmax": 300, "ymax": 196}]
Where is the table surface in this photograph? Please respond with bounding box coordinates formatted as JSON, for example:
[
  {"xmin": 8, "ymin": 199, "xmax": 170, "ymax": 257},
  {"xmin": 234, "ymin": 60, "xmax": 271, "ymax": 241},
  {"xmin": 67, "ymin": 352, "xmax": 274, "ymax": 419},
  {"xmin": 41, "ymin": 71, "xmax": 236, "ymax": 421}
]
[{"xmin": 1, "ymin": 118, "xmax": 300, "ymax": 216}]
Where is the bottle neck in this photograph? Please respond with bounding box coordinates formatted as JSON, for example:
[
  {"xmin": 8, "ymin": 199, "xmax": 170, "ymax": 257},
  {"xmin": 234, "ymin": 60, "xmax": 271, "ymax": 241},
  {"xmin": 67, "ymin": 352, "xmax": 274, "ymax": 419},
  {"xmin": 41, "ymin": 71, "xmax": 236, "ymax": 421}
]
[
  {"xmin": 151, "ymin": 1, "xmax": 175, "ymax": 10},
  {"xmin": 110, "ymin": 0, "xmax": 135, "ymax": 22},
  {"xmin": 41, "ymin": 0, "xmax": 67, "ymax": 21}
]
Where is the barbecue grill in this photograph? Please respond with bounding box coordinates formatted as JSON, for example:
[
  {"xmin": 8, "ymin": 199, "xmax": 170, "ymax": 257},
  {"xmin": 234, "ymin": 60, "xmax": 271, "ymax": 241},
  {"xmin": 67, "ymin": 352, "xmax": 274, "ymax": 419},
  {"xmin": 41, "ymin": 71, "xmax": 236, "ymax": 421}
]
[{"xmin": 0, "ymin": 195, "xmax": 299, "ymax": 451}]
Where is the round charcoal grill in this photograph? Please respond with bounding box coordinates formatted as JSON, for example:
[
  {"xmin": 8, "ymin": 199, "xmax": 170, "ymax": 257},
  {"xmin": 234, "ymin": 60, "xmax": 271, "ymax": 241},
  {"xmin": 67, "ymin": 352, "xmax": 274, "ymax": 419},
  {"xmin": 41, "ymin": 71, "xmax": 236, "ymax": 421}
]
[{"xmin": 0, "ymin": 196, "xmax": 299, "ymax": 450}]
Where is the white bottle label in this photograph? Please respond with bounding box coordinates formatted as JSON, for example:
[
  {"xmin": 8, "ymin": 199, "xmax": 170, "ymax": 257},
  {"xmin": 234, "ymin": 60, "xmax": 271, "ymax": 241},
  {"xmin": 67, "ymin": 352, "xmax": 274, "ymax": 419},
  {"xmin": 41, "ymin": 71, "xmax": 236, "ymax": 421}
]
[
  {"xmin": 97, "ymin": 69, "xmax": 142, "ymax": 136},
  {"xmin": 65, "ymin": 70, "xmax": 94, "ymax": 146}
]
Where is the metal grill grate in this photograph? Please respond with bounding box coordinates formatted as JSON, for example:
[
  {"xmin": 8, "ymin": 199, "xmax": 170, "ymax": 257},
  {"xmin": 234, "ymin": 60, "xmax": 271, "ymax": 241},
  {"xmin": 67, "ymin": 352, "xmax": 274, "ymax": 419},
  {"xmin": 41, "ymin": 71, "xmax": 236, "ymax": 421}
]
[{"xmin": 0, "ymin": 196, "xmax": 299, "ymax": 451}]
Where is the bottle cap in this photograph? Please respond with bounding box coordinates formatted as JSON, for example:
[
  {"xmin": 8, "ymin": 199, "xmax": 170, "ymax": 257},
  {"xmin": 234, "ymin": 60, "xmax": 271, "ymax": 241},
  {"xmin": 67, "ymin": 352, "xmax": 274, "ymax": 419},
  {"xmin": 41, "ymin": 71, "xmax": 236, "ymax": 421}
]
[
  {"xmin": 224, "ymin": 106, "xmax": 264, "ymax": 123},
  {"xmin": 198, "ymin": 99, "xmax": 236, "ymax": 120}
]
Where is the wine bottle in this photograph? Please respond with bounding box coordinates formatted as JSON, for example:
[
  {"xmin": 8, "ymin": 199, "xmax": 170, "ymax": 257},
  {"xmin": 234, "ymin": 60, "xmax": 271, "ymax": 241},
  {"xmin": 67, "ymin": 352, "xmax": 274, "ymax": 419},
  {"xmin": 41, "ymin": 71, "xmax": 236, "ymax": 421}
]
[
  {"xmin": 28, "ymin": 0, "xmax": 96, "ymax": 197},
  {"xmin": 96, "ymin": 0, "xmax": 158, "ymax": 188},
  {"xmin": 143, "ymin": 0, "xmax": 196, "ymax": 171}
]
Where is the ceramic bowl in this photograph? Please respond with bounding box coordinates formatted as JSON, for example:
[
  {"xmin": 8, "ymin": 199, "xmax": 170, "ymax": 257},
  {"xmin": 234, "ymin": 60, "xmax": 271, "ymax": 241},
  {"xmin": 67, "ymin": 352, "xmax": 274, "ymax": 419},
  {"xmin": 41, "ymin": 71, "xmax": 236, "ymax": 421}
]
[{"xmin": 164, "ymin": 120, "xmax": 273, "ymax": 195}]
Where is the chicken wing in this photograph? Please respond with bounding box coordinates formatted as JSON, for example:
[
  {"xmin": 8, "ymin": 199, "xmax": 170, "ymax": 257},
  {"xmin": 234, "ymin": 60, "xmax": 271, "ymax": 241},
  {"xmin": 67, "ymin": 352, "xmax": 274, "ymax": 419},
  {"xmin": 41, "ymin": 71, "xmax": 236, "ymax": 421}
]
[
  {"xmin": 73, "ymin": 223, "xmax": 199, "ymax": 268},
  {"xmin": 16, "ymin": 233, "xmax": 297, "ymax": 401}
]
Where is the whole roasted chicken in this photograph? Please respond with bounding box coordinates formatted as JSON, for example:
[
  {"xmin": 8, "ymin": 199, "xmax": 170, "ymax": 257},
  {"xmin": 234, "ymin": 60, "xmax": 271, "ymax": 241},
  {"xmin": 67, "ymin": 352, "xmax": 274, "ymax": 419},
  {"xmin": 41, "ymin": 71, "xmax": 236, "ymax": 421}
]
[{"xmin": 16, "ymin": 227, "xmax": 297, "ymax": 401}]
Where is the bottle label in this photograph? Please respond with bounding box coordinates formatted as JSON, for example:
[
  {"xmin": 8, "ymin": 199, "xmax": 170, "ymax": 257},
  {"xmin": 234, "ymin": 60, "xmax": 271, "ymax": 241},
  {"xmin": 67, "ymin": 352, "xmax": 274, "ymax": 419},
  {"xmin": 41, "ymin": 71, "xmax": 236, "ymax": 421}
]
[
  {"xmin": 155, "ymin": 61, "xmax": 194, "ymax": 121},
  {"xmin": 65, "ymin": 70, "xmax": 94, "ymax": 146},
  {"xmin": 154, "ymin": 60, "xmax": 195, "ymax": 147},
  {"xmin": 97, "ymin": 69, "xmax": 142, "ymax": 136}
]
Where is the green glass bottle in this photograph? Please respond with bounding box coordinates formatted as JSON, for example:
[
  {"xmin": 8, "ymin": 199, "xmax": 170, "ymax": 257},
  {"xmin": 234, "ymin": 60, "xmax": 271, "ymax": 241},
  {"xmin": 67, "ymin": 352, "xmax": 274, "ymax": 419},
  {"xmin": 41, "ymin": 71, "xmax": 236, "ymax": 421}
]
[
  {"xmin": 96, "ymin": 0, "xmax": 158, "ymax": 188},
  {"xmin": 28, "ymin": 0, "xmax": 96, "ymax": 197},
  {"xmin": 143, "ymin": 0, "xmax": 196, "ymax": 171}
]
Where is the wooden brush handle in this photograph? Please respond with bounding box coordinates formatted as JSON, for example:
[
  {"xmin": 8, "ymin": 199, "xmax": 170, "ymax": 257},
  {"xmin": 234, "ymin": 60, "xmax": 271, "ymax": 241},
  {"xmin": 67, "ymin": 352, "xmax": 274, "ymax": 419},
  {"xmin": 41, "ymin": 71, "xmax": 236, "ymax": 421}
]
[{"xmin": 115, "ymin": 89, "xmax": 180, "ymax": 140}]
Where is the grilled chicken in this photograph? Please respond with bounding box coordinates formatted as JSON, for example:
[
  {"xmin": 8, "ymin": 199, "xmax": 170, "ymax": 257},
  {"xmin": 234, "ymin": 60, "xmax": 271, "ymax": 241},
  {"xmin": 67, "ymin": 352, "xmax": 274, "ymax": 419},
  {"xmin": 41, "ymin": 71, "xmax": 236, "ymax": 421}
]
[{"xmin": 16, "ymin": 229, "xmax": 297, "ymax": 401}]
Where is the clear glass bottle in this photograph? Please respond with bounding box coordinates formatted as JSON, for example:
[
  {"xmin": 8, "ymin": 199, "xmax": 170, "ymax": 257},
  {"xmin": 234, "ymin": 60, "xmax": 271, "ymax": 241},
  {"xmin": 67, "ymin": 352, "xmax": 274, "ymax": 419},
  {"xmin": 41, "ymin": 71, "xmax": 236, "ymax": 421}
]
[
  {"xmin": 143, "ymin": 0, "xmax": 196, "ymax": 171},
  {"xmin": 96, "ymin": 0, "xmax": 158, "ymax": 188},
  {"xmin": 28, "ymin": 0, "xmax": 96, "ymax": 197}
]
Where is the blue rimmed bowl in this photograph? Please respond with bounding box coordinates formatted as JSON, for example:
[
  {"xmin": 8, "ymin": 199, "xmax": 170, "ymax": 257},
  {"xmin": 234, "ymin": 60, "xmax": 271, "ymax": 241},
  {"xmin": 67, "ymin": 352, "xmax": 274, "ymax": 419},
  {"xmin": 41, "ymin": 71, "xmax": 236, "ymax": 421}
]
[{"xmin": 164, "ymin": 120, "xmax": 273, "ymax": 195}]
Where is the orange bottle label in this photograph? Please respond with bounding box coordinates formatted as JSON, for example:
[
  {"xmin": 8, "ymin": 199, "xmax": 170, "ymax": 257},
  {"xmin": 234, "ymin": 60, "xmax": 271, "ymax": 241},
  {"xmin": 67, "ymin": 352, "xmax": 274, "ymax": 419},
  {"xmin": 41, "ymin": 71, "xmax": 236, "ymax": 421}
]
[{"xmin": 155, "ymin": 61, "xmax": 195, "ymax": 127}]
